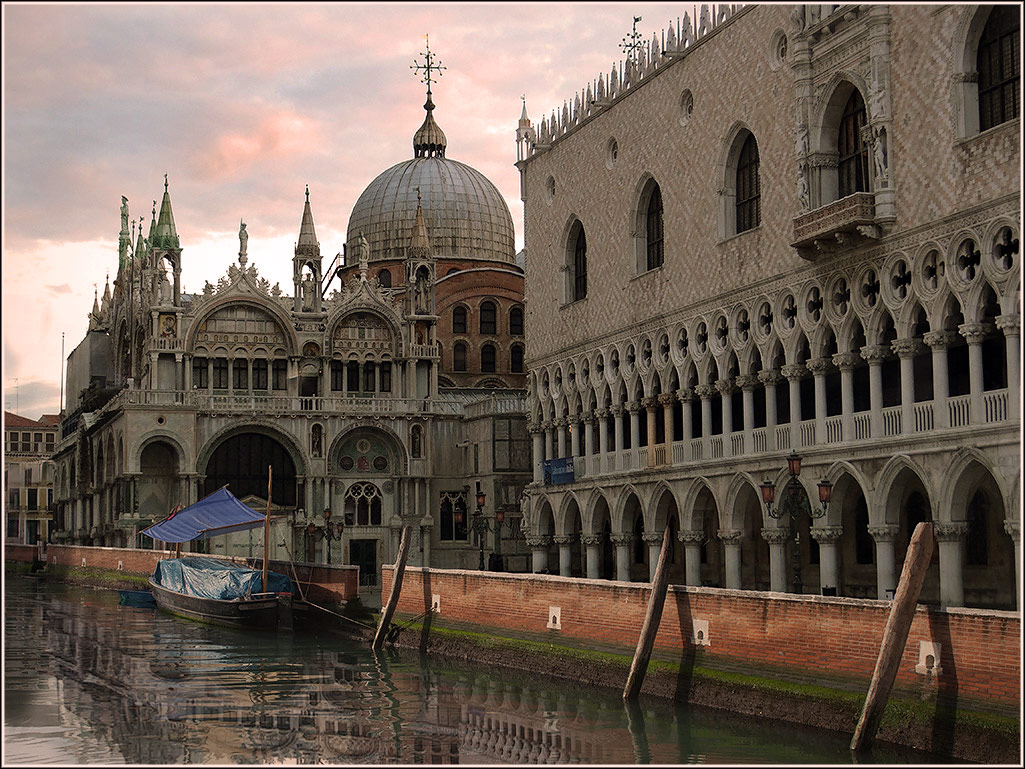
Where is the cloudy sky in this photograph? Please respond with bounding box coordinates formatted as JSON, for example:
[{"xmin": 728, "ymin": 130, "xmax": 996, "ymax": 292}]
[{"xmin": 3, "ymin": 1, "xmax": 697, "ymax": 419}]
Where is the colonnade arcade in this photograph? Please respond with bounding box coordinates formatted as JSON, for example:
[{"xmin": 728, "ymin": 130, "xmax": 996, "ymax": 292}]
[{"xmin": 524, "ymin": 450, "xmax": 1017, "ymax": 611}]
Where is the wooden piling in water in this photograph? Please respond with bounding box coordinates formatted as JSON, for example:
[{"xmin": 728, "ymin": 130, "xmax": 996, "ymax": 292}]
[
  {"xmin": 850, "ymin": 521, "xmax": 935, "ymax": 753},
  {"xmin": 623, "ymin": 522, "xmax": 673, "ymax": 700},
  {"xmin": 373, "ymin": 525, "xmax": 412, "ymax": 650}
]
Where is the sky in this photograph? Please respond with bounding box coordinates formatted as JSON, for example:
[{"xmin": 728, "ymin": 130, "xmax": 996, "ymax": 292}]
[{"xmin": 2, "ymin": 1, "xmax": 700, "ymax": 419}]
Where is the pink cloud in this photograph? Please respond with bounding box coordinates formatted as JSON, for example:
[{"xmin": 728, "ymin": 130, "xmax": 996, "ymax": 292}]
[{"xmin": 191, "ymin": 110, "xmax": 325, "ymax": 181}]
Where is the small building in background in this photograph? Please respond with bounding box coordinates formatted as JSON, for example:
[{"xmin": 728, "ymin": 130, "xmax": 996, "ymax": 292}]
[{"xmin": 4, "ymin": 411, "xmax": 60, "ymax": 544}]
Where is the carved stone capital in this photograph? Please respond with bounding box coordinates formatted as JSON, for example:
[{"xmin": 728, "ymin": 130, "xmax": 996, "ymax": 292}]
[
  {"xmin": 610, "ymin": 405, "xmax": 625, "ymax": 418},
  {"xmin": 610, "ymin": 533, "xmax": 633, "ymax": 547},
  {"xmin": 595, "ymin": 407, "xmax": 611, "ymax": 419},
  {"xmin": 641, "ymin": 532, "xmax": 664, "ymax": 545},
  {"xmin": 525, "ymin": 535, "xmax": 552, "ymax": 549},
  {"xmin": 695, "ymin": 384, "xmax": 716, "ymax": 399},
  {"xmin": 735, "ymin": 374, "xmax": 760, "ymax": 391},
  {"xmin": 780, "ymin": 363, "xmax": 806, "ymax": 381},
  {"xmin": 626, "ymin": 400, "xmax": 642, "ymax": 414},
  {"xmin": 805, "ymin": 357, "xmax": 832, "ymax": 375},
  {"xmin": 717, "ymin": 528, "xmax": 744, "ymax": 544},
  {"xmin": 758, "ymin": 369, "xmax": 783, "ymax": 386},
  {"xmin": 527, "ymin": 422, "xmax": 543, "ymax": 435},
  {"xmin": 657, "ymin": 392, "xmax": 676, "ymax": 407},
  {"xmin": 715, "ymin": 377, "xmax": 735, "ymax": 395},
  {"xmin": 860, "ymin": 344, "xmax": 891, "ymax": 363},
  {"xmin": 761, "ymin": 528, "xmax": 792, "ymax": 545},
  {"xmin": 959, "ymin": 322, "xmax": 993, "ymax": 345},
  {"xmin": 810, "ymin": 525, "xmax": 844, "ymax": 544},
  {"xmin": 675, "ymin": 388, "xmax": 694, "ymax": 402},
  {"xmin": 996, "ymin": 314, "xmax": 1021, "ymax": 335},
  {"xmin": 831, "ymin": 352, "xmax": 861, "ymax": 371},
  {"xmin": 580, "ymin": 534, "xmax": 602, "ymax": 547},
  {"xmin": 1003, "ymin": 519, "xmax": 1020, "ymax": 541},
  {"xmin": 933, "ymin": 521, "xmax": 970, "ymax": 542},
  {"xmin": 553, "ymin": 418, "xmax": 568, "ymax": 429},
  {"xmin": 541, "ymin": 420, "xmax": 555, "ymax": 431},
  {"xmin": 867, "ymin": 524, "xmax": 900, "ymax": 542},
  {"xmin": 677, "ymin": 529, "xmax": 705, "ymax": 545},
  {"xmin": 640, "ymin": 396, "xmax": 657, "ymax": 411},
  {"xmin": 553, "ymin": 535, "xmax": 575, "ymax": 546},
  {"xmin": 891, "ymin": 338, "xmax": 925, "ymax": 359},
  {"xmin": 922, "ymin": 330, "xmax": 959, "ymax": 350}
]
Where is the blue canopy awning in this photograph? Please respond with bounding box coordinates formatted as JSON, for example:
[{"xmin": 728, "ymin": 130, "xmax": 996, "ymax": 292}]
[{"xmin": 141, "ymin": 487, "xmax": 267, "ymax": 544}]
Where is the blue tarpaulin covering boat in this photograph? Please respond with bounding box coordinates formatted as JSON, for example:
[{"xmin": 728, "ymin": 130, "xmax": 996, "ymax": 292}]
[{"xmin": 153, "ymin": 557, "xmax": 293, "ymax": 601}]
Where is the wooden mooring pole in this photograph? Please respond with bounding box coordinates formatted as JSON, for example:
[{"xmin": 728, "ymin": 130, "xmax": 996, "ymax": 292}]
[
  {"xmin": 373, "ymin": 525, "xmax": 412, "ymax": 651},
  {"xmin": 623, "ymin": 522, "xmax": 673, "ymax": 700},
  {"xmin": 850, "ymin": 521, "xmax": 934, "ymax": 753}
]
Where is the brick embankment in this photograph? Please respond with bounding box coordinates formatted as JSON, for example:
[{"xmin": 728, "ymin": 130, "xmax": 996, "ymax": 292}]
[{"xmin": 381, "ymin": 566, "xmax": 1021, "ymax": 763}]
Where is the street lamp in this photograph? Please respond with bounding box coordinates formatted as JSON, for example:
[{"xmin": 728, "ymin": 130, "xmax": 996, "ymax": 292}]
[
  {"xmin": 321, "ymin": 508, "xmax": 344, "ymax": 565},
  {"xmin": 471, "ymin": 486, "xmax": 491, "ymax": 571}
]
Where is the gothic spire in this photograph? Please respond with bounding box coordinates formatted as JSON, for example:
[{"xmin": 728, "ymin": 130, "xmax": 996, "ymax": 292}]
[
  {"xmin": 411, "ymin": 35, "xmax": 448, "ymax": 158},
  {"xmin": 151, "ymin": 174, "xmax": 180, "ymax": 250},
  {"xmin": 407, "ymin": 188, "xmax": 432, "ymax": 259},
  {"xmin": 295, "ymin": 184, "xmax": 320, "ymax": 258}
]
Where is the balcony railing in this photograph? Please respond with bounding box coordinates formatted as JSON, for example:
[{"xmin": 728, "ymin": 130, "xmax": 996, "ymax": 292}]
[
  {"xmin": 791, "ymin": 192, "xmax": 879, "ymax": 260},
  {"xmin": 538, "ymin": 389, "xmax": 1013, "ymax": 487}
]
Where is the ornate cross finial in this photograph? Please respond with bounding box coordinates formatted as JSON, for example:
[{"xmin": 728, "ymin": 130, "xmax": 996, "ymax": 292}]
[
  {"xmin": 305, "ymin": 184, "xmax": 310, "ymax": 202},
  {"xmin": 411, "ymin": 33, "xmax": 446, "ymax": 97},
  {"xmin": 164, "ymin": 173, "xmax": 168, "ymax": 192},
  {"xmin": 620, "ymin": 16, "xmax": 643, "ymax": 61}
]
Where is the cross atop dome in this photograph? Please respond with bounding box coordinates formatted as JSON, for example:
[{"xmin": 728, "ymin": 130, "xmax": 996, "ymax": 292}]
[{"xmin": 411, "ymin": 34, "xmax": 448, "ymax": 158}]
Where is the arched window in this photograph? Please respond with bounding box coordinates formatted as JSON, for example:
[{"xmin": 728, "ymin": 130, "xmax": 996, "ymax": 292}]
[
  {"xmin": 480, "ymin": 301, "xmax": 497, "ymax": 335},
  {"xmin": 511, "ymin": 344, "xmax": 524, "ymax": 374},
  {"xmin": 509, "ymin": 306, "xmax": 524, "ymax": 336},
  {"xmin": 410, "ymin": 425, "xmax": 423, "ymax": 458},
  {"xmin": 978, "ymin": 5, "xmax": 1020, "ymax": 131},
  {"xmin": 838, "ymin": 90, "xmax": 869, "ymax": 197},
  {"xmin": 377, "ymin": 269, "xmax": 392, "ymax": 288},
  {"xmin": 736, "ymin": 133, "xmax": 760, "ymax": 232},
  {"xmin": 343, "ymin": 482, "xmax": 382, "ymax": 526},
  {"xmin": 572, "ymin": 223, "xmax": 588, "ymax": 301},
  {"xmin": 453, "ymin": 342, "xmax": 467, "ymax": 372},
  {"xmin": 645, "ymin": 184, "xmax": 664, "ymax": 271},
  {"xmin": 453, "ymin": 306, "xmax": 467, "ymax": 334},
  {"xmin": 481, "ymin": 343, "xmax": 497, "ymax": 373}
]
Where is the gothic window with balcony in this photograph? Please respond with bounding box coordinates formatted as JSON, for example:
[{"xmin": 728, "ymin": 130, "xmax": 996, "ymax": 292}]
[
  {"xmin": 439, "ymin": 492, "xmax": 468, "ymax": 541},
  {"xmin": 192, "ymin": 357, "xmax": 208, "ymax": 389},
  {"xmin": 978, "ymin": 5, "xmax": 1020, "ymax": 131},
  {"xmin": 736, "ymin": 133, "xmax": 761, "ymax": 232},
  {"xmin": 480, "ymin": 301, "xmax": 497, "ymax": 335},
  {"xmin": 453, "ymin": 305, "xmax": 467, "ymax": 334},
  {"xmin": 232, "ymin": 359, "xmax": 248, "ymax": 390},
  {"xmin": 838, "ymin": 90, "xmax": 869, "ymax": 197}
]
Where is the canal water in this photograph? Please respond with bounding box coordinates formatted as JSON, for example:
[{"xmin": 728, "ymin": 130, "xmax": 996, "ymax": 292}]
[{"xmin": 4, "ymin": 577, "xmax": 955, "ymax": 765}]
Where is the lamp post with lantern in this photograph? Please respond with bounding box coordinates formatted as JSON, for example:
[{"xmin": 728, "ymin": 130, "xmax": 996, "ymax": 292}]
[
  {"xmin": 759, "ymin": 452, "xmax": 832, "ymax": 593},
  {"xmin": 308, "ymin": 507, "xmax": 345, "ymax": 565},
  {"xmin": 471, "ymin": 486, "xmax": 491, "ymax": 571}
]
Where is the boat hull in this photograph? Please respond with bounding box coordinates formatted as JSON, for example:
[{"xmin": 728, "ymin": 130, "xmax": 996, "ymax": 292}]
[{"xmin": 149, "ymin": 577, "xmax": 283, "ymax": 629}]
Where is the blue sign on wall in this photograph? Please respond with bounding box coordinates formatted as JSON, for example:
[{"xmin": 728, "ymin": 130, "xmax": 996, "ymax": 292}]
[{"xmin": 542, "ymin": 457, "xmax": 575, "ymax": 485}]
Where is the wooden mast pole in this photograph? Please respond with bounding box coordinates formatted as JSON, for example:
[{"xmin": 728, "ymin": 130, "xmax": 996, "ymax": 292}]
[
  {"xmin": 624, "ymin": 522, "xmax": 674, "ymax": 700},
  {"xmin": 263, "ymin": 465, "xmax": 272, "ymax": 593}
]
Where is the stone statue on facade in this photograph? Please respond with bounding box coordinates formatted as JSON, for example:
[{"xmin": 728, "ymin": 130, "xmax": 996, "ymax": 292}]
[
  {"xmin": 414, "ymin": 270, "xmax": 430, "ymax": 313},
  {"xmin": 121, "ymin": 196, "xmax": 130, "ymax": 234},
  {"xmin": 238, "ymin": 220, "xmax": 248, "ymax": 258},
  {"xmin": 357, "ymin": 232, "xmax": 369, "ymax": 278},
  {"xmin": 797, "ymin": 168, "xmax": 810, "ymax": 210}
]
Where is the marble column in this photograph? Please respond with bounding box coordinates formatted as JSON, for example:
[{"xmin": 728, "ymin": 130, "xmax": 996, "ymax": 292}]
[
  {"xmin": 868, "ymin": 524, "xmax": 900, "ymax": 599},
  {"xmin": 758, "ymin": 370, "xmax": 781, "ymax": 450},
  {"xmin": 582, "ymin": 411, "xmax": 595, "ymax": 460},
  {"xmin": 569, "ymin": 413, "xmax": 581, "ymax": 457},
  {"xmin": 676, "ymin": 388, "xmax": 694, "ymax": 446},
  {"xmin": 679, "ymin": 529, "xmax": 704, "ymax": 586},
  {"xmin": 641, "ymin": 396, "xmax": 657, "ymax": 452},
  {"xmin": 658, "ymin": 391, "xmax": 675, "ymax": 452},
  {"xmin": 806, "ymin": 357, "xmax": 831, "ymax": 444},
  {"xmin": 996, "ymin": 314, "xmax": 1020, "ymax": 420},
  {"xmin": 642, "ymin": 531, "xmax": 663, "ymax": 581},
  {"xmin": 627, "ymin": 401, "xmax": 641, "ymax": 454},
  {"xmin": 892, "ymin": 338, "xmax": 924, "ymax": 434},
  {"xmin": 761, "ymin": 527, "xmax": 790, "ymax": 593},
  {"xmin": 832, "ymin": 352, "xmax": 860, "ymax": 441},
  {"xmin": 695, "ymin": 385, "xmax": 715, "ymax": 456},
  {"xmin": 923, "ymin": 330, "xmax": 956, "ymax": 429},
  {"xmin": 542, "ymin": 420, "xmax": 555, "ymax": 462},
  {"xmin": 596, "ymin": 408, "xmax": 610, "ymax": 459},
  {"xmin": 715, "ymin": 378, "xmax": 734, "ymax": 456},
  {"xmin": 555, "ymin": 535, "xmax": 574, "ymax": 577},
  {"xmin": 1004, "ymin": 519, "xmax": 1021, "ymax": 610},
  {"xmin": 934, "ymin": 521, "xmax": 969, "ymax": 608},
  {"xmin": 718, "ymin": 528, "xmax": 743, "ymax": 589},
  {"xmin": 581, "ymin": 534, "xmax": 601, "ymax": 579},
  {"xmin": 526, "ymin": 535, "xmax": 552, "ymax": 573},
  {"xmin": 811, "ymin": 525, "xmax": 843, "ymax": 594},
  {"xmin": 736, "ymin": 374, "xmax": 758, "ymax": 454},
  {"xmin": 611, "ymin": 405, "xmax": 625, "ymax": 455},
  {"xmin": 555, "ymin": 418, "xmax": 568, "ymax": 458},
  {"xmin": 611, "ymin": 533, "xmax": 632, "ymax": 581},
  {"xmin": 529, "ymin": 423, "xmax": 544, "ymax": 483},
  {"xmin": 959, "ymin": 322, "xmax": 991, "ymax": 423},
  {"xmin": 860, "ymin": 345, "xmax": 889, "ymax": 438}
]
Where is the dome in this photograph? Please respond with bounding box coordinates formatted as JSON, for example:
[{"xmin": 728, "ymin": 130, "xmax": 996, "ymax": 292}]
[
  {"xmin": 346, "ymin": 157, "xmax": 516, "ymax": 264},
  {"xmin": 346, "ymin": 90, "xmax": 516, "ymax": 264}
]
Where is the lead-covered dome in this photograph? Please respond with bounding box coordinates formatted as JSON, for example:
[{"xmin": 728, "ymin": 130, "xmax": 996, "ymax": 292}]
[{"xmin": 346, "ymin": 91, "xmax": 516, "ymax": 264}]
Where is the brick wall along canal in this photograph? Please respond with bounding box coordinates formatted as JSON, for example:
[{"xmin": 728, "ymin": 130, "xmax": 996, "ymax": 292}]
[{"xmin": 4, "ymin": 577, "xmax": 953, "ymax": 765}]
